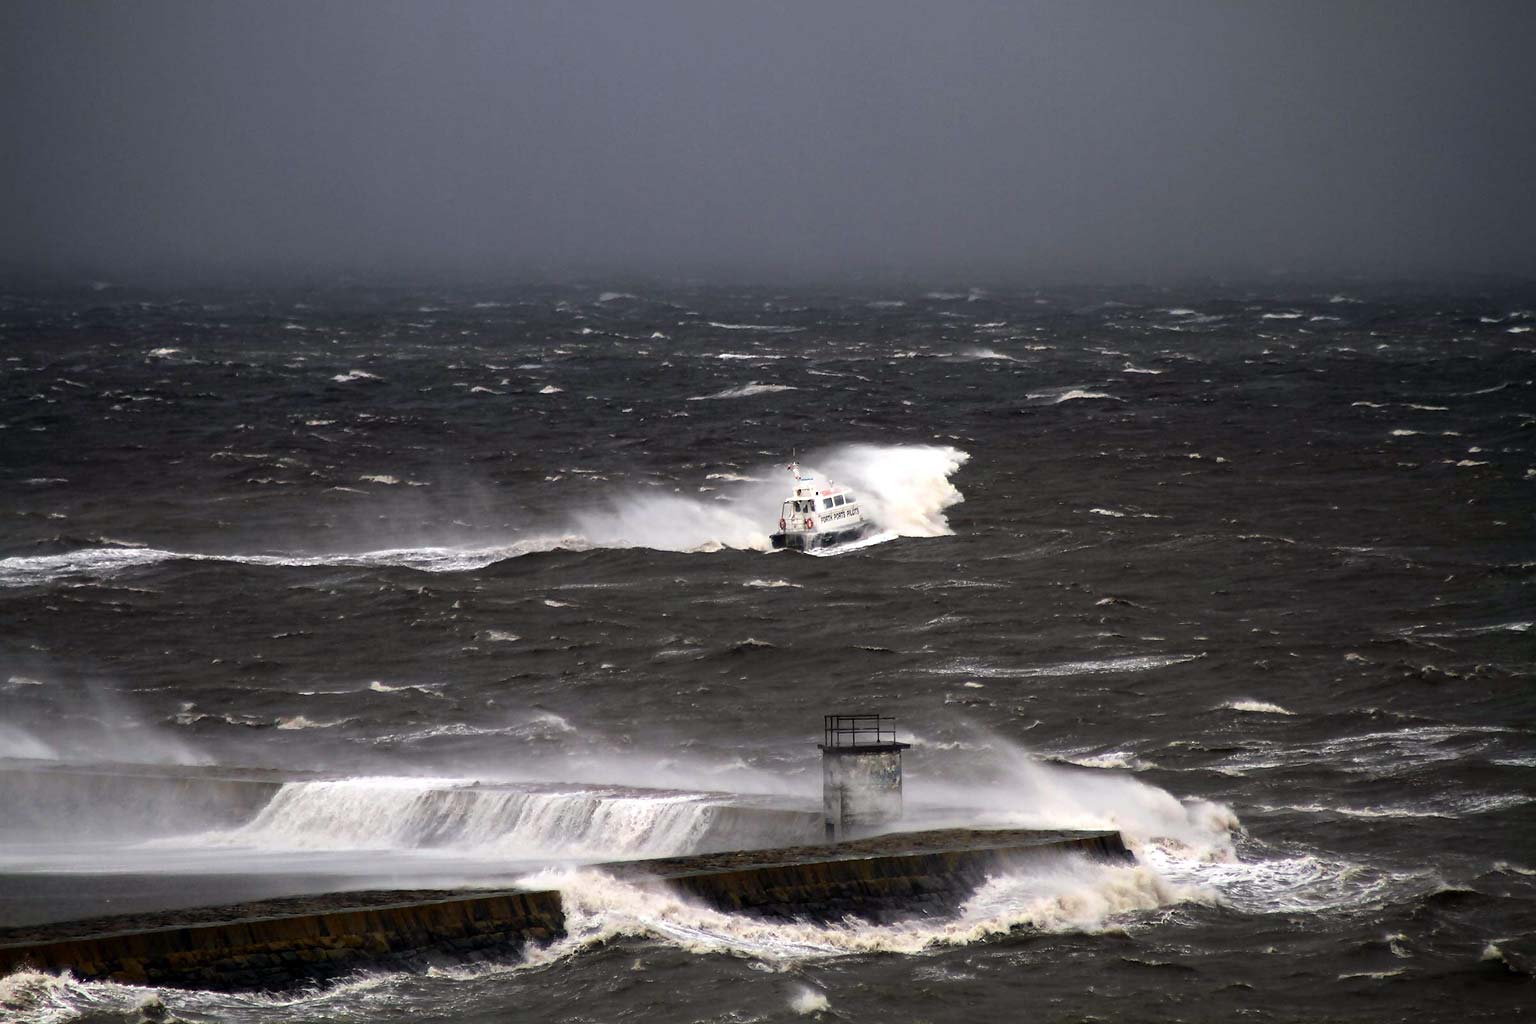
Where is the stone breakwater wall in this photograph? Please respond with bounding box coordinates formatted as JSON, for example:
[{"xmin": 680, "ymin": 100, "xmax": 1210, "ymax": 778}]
[
  {"xmin": 0, "ymin": 829, "xmax": 1131, "ymax": 991},
  {"xmin": 0, "ymin": 890, "xmax": 565, "ymax": 992},
  {"xmin": 660, "ymin": 832, "xmax": 1131, "ymax": 924}
]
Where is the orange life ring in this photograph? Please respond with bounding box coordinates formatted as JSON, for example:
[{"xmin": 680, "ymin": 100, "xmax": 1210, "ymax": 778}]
[
  {"xmin": 806, "ymin": 517, "xmax": 816, "ymax": 530},
  {"xmin": 779, "ymin": 518, "xmax": 786, "ymax": 531}
]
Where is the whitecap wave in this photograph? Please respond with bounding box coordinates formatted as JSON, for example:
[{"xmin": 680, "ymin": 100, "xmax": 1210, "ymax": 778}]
[
  {"xmin": 928, "ymin": 653, "xmax": 1202, "ymax": 679},
  {"xmin": 1256, "ymin": 792, "xmax": 1532, "ymax": 820},
  {"xmin": 707, "ymin": 322, "xmax": 801, "ymax": 332},
  {"xmin": 1057, "ymin": 750, "xmax": 1154, "ymax": 772},
  {"xmin": 1220, "ymin": 700, "xmax": 1295, "ymax": 716},
  {"xmin": 274, "ymin": 715, "xmax": 354, "ymax": 731},
  {"xmin": 1027, "ymin": 387, "xmax": 1120, "ymax": 404},
  {"xmin": 686, "ymin": 382, "xmax": 797, "ymax": 400},
  {"xmin": 1140, "ymin": 846, "xmax": 1433, "ymax": 917},
  {"xmin": 0, "ymin": 538, "xmax": 587, "ymax": 588}
]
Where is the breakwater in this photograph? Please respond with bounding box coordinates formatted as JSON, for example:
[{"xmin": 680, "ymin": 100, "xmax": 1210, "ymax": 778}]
[{"xmin": 0, "ymin": 828, "xmax": 1130, "ymax": 991}]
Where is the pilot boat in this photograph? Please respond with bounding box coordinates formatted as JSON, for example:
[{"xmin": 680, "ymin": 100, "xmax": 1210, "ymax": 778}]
[{"xmin": 770, "ymin": 463, "xmax": 874, "ymax": 552}]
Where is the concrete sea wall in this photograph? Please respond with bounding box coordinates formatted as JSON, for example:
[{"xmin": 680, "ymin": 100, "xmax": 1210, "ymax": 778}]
[
  {"xmin": 667, "ymin": 833, "xmax": 1128, "ymax": 923},
  {"xmin": 0, "ymin": 890, "xmax": 564, "ymax": 991},
  {"xmin": 0, "ymin": 828, "xmax": 1131, "ymax": 991}
]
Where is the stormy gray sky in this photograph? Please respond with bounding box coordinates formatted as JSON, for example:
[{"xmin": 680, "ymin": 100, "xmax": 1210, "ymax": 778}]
[{"xmin": 2, "ymin": 1, "xmax": 1534, "ymax": 282}]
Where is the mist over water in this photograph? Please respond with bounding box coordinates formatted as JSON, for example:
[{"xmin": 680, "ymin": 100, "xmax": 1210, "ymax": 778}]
[{"xmin": 1, "ymin": 281, "xmax": 1532, "ymax": 1022}]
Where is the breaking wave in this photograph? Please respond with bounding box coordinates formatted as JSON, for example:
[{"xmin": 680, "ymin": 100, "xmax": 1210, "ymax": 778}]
[
  {"xmin": 1221, "ymin": 699, "xmax": 1295, "ymax": 715},
  {"xmin": 1026, "ymin": 386, "xmax": 1120, "ymax": 404},
  {"xmin": 0, "ymin": 852, "xmax": 1195, "ymax": 1024},
  {"xmin": 899, "ymin": 743, "xmax": 1413, "ymax": 920},
  {"xmin": 687, "ymin": 382, "xmax": 798, "ymax": 400},
  {"xmin": 927, "ymin": 653, "xmax": 1202, "ymax": 679},
  {"xmin": 535, "ymin": 854, "xmax": 1193, "ymax": 962}
]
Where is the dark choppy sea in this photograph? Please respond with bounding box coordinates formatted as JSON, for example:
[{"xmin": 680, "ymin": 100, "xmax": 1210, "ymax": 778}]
[{"xmin": 0, "ymin": 282, "xmax": 1532, "ymax": 1021}]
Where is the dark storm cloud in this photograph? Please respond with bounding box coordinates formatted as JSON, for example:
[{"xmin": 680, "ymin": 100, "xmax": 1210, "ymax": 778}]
[{"xmin": 2, "ymin": 1, "xmax": 1533, "ymax": 281}]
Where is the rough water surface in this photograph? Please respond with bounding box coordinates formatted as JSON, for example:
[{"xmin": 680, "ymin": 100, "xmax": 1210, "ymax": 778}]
[{"xmin": 1, "ymin": 282, "xmax": 1532, "ymax": 1021}]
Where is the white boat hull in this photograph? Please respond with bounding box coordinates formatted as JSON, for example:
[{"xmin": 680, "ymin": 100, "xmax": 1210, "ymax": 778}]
[{"xmin": 771, "ymin": 521, "xmax": 875, "ymax": 552}]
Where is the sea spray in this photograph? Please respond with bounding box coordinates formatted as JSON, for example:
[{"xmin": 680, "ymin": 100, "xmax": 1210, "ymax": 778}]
[
  {"xmin": 566, "ymin": 492, "xmax": 773, "ymax": 552},
  {"xmin": 814, "ymin": 444, "xmax": 969, "ymax": 538},
  {"xmin": 524, "ymin": 853, "xmax": 1196, "ymax": 962},
  {"xmin": 903, "ymin": 740, "xmax": 1417, "ymax": 918},
  {"xmin": 906, "ymin": 739, "xmax": 1240, "ymax": 863},
  {"xmin": 790, "ymin": 986, "xmax": 830, "ymax": 1014},
  {"xmin": 528, "ymin": 443, "xmax": 967, "ymax": 552},
  {"xmin": 157, "ymin": 779, "xmax": 805, "ymax": 860}
]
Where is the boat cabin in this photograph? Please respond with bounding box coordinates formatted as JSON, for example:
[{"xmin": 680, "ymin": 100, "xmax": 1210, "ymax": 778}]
[{"xmin": 777, "ymin": 465, "xmax": 864, "ymax": 534}]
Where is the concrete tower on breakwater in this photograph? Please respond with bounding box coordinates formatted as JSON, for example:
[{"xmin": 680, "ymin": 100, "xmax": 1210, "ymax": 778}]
[{"xmin": 819, "ymin": 713, "xmax": 911, "ymax": 841}]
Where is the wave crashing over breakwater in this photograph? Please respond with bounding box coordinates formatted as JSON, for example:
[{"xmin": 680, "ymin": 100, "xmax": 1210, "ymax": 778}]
[{"xmin": 162, "ymin": 778, "xmax": 808, "ymax": 860}]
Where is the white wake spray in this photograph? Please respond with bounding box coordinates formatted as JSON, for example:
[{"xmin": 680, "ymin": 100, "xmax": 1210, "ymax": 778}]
[
  {"xmin": 564, "ymin": 443, "xmax": 967, "ymax": 552},
  {"xmin": 814, "ymin": 444, "xmax": 968, "ymax": 538},
  {"xmin": 0, "ymin": 444, "xmax": 969, "ymax": 586}
]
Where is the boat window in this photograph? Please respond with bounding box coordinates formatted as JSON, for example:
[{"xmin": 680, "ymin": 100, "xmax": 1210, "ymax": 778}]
[
  {"xmin": 834, "ymin": 495, "xmax": 846, "ymax": 506},
  {"xmin": 821, "ymin": 498, "xmax": 834, "ymax": 510}
]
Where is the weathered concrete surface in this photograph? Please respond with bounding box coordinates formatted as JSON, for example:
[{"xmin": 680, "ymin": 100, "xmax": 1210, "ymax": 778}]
[
  {"xmin": 0, "ymin": 828, "xmax": 1131, "ymax": 991},
  {"xmin": 821, "ymin": 746, "xmax": 906, "ymax": 840}
]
